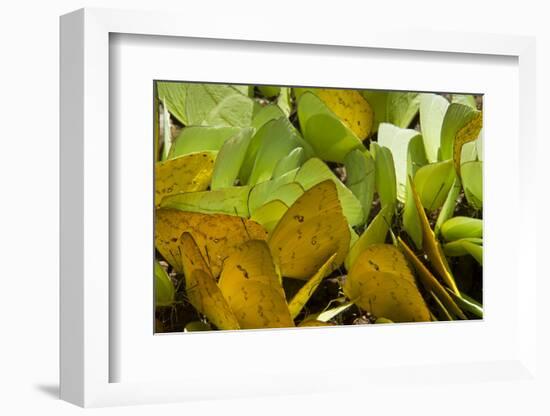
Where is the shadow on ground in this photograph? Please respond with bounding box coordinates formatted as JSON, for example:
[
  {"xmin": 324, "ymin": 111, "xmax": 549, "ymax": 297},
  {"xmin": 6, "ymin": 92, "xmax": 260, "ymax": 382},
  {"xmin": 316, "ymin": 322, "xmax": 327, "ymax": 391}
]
[{"xmin": 35, "ymin": 384, "xmax": 59, "ymax": 399}]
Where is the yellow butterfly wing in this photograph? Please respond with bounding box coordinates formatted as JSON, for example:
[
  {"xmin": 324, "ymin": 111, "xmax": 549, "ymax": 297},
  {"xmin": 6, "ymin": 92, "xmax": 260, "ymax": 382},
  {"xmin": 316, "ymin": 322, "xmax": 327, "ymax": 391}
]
[
  {"xmin": 409, "ymin": 177, "xmax": 460, "ymax": 295},
  {"xmin": 343, "ymin": 244, "xmax": 430, "ymax": 323},
  {"xmin": 250, "ymin": 200, "xmax": 289, "ymax": 233},
  {"xmin": 179, "ymin": 232, "xmax": 240, "ymax": 330},
  {"xmin": 268, "ymin": 180, "xmax": 350, "ymax": 280},
  {"xmin": 317, "ymin": 89, "xmax": 373, "ymax": 140},
  {"xmin": 218, "ymin": 240, "xmax": 294, "ymax": 329},
  {"xmin": 398, "ymin": 237, "xmax": 466, "ymax": 319},
  {"xmin": 218, "ymin": 240, "xmax": 284, "ymax": 295},
  {"xmin": 155, "ymin": 209, "xmax": 268, "ymax": 276},
  {"xmin": 155, "ymin": 152, "xmax": 215, "ymax": 207},
  {"xmin": 288, "ymin": 252, "xmax": 337, "ymax": 319},
  {"xmin": 453, "ymin": 111, "xmax": 482, "ymax": 176}
]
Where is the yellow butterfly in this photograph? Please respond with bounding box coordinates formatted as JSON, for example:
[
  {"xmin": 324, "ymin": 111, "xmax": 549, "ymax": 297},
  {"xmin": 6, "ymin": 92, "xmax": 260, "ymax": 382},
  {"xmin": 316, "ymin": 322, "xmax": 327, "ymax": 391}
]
[
  {"xmin": 268, "ymin": 180, "xmax": 350, "ymax": 280},
  {"xmin": 156, "ymin": 180, "xmax": 351, "ymax": 329},
  {"xmin": 217, "ymin": 239, "xmax": 294, "ymax": 329},
  {"xmin": 155, "ymin": 209, "xmax": 267, "ymax": 276},
  {"xmin": 315, "ymin": 88, "xmax": 374, "ymax": 140},
  {"xmin": 179, "ymin": 231, "xmax": 338, "ymax": 330},
  {"xmin": 180, "ymin": 232, "xmax": 240, "ymax": 330},
  {"xmin": 155, "ymin": 152, "xmax": 215, "ymax": 207},
  {"xmin": 295, "ymin": 88, "xmax": 374, "ymax": 140},
  {"xmin": 343, "ymin": 244, "xmax": 430, "ymax": 322}
]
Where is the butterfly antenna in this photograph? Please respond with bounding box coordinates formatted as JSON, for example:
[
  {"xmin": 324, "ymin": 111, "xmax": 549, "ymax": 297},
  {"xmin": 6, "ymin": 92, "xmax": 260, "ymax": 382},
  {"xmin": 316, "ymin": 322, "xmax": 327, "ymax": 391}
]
[
  {"xmin": 239, "ymin": 212, "xmax": 252, "ymax": 240},
  {"xmin": 176, "ymin": 246, "xmax": 184, "ymax": 268},
  {"xmin": 380, "ymin": 211, "xmax": 397, "ymax": 245},
  {"xmin": 204, "ymin": 245, "xmax": 212, "ymax": 266},
  {"xmin": 180, "ymin": 290, "xmax": 192, "ymax": 305},
  {"xmin": 175, "ymin": 277, "xmax": 184, "ymax": 292},
  {"xmin": 381, "ymin": 210, "xmax": 393, "ymax": 229}
]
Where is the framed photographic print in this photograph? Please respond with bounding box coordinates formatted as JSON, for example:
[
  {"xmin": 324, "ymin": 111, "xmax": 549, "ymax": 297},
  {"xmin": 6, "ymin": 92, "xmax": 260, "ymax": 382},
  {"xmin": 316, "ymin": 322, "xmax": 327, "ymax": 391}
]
[{"xmin": 60, "ymin": 7, "xmax": 540, "ymax": 409}]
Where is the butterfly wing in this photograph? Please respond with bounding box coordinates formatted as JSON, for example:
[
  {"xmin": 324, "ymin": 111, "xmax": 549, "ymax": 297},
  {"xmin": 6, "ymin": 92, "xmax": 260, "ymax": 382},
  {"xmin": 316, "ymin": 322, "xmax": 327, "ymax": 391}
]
[{"xmin": 268, "ymin": 180, "xmax": 350, "ymax": 279}]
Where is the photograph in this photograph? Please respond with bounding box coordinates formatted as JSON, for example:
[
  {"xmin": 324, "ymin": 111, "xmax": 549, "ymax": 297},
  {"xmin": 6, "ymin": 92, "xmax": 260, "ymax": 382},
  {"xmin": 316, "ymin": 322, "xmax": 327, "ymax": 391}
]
[{"xmin": 153, "ymin": 82, "xmax": 483, "ymax": 332}]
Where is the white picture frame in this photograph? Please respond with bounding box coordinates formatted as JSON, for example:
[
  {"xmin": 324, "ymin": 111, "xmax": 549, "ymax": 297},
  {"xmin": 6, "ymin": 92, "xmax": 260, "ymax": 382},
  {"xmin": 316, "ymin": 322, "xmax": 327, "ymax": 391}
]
[{"xmin": 60, "ymin": 7, "xmax": 541, "ymax": 408}]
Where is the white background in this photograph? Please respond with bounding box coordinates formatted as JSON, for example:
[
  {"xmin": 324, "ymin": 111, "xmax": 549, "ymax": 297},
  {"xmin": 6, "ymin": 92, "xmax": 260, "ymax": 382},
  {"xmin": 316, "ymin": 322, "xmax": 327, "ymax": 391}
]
[{"xmin": 1, "ymin": 1, "xmax": 548, "ymax": 415}]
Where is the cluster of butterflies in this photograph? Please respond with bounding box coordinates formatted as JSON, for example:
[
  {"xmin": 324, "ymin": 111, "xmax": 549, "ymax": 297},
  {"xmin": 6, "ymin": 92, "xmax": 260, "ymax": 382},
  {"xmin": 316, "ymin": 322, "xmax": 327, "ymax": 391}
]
[
  {"xmin": 155, "ymin": 179, "xmax": 447, "ymax": 330},
  {"xmin": 154, "ymin": 84, "xmax": 483, "ymax": 330}
]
